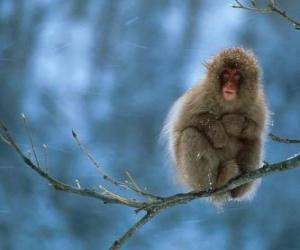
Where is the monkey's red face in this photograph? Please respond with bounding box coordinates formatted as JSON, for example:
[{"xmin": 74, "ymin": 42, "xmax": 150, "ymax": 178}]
[{"xmin": 220, "ymin": 68, "xmax": 241, "ymax": 101}]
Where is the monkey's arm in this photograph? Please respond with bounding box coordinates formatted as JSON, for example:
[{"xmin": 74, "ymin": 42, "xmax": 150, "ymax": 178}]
[
  {"xmin": 241, "ymin": 117, "xmax": 260, "ymax": 139},
  {"xmin": 221, "ymin": 114, "xmax": 260, "ymax": 140},
  {"xmin": 185, "ymin": 113, "xmax": 228, "ymax": 149},
  {"xmin": 221, "ymin": 114, "xmax": 246, "ymax": 137}
]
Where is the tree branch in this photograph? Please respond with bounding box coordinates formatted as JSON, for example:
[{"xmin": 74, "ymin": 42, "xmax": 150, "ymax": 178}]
[
  {"xmin": 1, "ymin": 118, "xmax": 300, "ymax": 249},
  {"xmin": 72, "ymin": 130, "xmax": 162, "ymax": 201},
  {"xmin": 232, "ymin": 0, "xmax": 300, "ymax": 30},
  {"xmin": 110, "ymin": 210, "xmax": 160, "ymax": 250},
  {"xmin": 269, "ymin": 133, "xmax": 300, "ymax": 144},
  {"xmin": 0, "ymin": 120, "xmax": 146, "ymax": 209}
]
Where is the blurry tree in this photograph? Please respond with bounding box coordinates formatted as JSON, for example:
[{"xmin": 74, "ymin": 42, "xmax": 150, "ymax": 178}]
[{"xmin": 1, "ymin": 0, "xmax": 300, "ymax": 250}]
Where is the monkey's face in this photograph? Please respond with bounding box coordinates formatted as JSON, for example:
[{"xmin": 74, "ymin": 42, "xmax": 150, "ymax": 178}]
[
  {"xmin": 206, "ymin": 48, "xmax": 260, "ymax": 106},
  {"xmin": 220, "ymin": 68, "xmax": 242, "ymax": 101}
]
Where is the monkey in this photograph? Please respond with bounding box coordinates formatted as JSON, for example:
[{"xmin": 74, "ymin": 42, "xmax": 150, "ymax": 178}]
[{"xmin": 163, "ymin": 48, "xmax": 268, "ymax": 204}]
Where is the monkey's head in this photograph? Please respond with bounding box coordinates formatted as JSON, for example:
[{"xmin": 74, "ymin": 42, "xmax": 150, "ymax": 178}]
[{"xmin": 205, "ymin": 48, "xmax": 261, "ymax": 107}]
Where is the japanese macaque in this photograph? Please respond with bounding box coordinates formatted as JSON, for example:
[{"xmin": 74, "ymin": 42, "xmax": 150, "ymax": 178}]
[{"xmin": 164, "ymin": 48, "xmax": 268, "ymax": 204}]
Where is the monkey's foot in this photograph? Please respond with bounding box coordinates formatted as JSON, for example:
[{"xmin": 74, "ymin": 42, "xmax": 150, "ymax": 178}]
[
  {"xmin": 231, "ymin": 181, "xmax": 254, "ymax": 199},
  {"xmin": 210, "ymin": 160, "xmax": 240, "ymax": 206},
  {"xmin": 216, "ymin": 160, "xmax": 240, "ymax": 188},
  {"xmin": 210, "ymin": 192, "xmax": 230, "ymax": 205}
]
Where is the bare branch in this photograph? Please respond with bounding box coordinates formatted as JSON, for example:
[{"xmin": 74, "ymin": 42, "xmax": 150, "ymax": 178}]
[
  {"xmin": 21, "ymin": 113, "xmax": 40, "ymax": 167},
  {"xmin": 269, "ymin": 133, "xmax": 300, "ymax": 144},
  {"xmin": 110, "ymin": 210, "xmax": 160, "ymax": 250},
  {"xmin": 72, "ymin": 130, "xmax": 124, "ymax": 186},
  {"xmin": 1, "ymin": 118, "xmax": 300, "ymax": 249},
  {"xmin": 232, "ymin": 0, "xmax": 300, "ymax": 30},
  {"xmin": 42, "ymin": 144, "xmax": 48, "ymax": 171},
  {"xmin": 72, "ymin": 130, "xmax": 162, "ymax": 201},
  {"xmin": 131, "ymin": 152, "xmax": 300, "ymax": 215},
  {"xmin": 0, "ymin": 132, "xmax": 10, "ymax": 145},
  {"xmin": 0, "ymin": 120, "xmax": 145, "ymax": 209}
]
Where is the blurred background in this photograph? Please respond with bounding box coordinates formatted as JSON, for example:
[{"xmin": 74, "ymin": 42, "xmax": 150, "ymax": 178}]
[{"xmin": 1, "ymin": 0, "xmax": 300, "ymax": 249}]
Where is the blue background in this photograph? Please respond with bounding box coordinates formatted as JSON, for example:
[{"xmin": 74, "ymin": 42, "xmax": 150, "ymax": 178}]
[{"xmin": 1, "ymin": 1, "xmax": 300, "ymax": 249}]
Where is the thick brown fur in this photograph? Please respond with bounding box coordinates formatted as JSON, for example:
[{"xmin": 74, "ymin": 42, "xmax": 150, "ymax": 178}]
[{"xmin": 164, "ymin": 48, "xmax": 268, "ymax": 205}]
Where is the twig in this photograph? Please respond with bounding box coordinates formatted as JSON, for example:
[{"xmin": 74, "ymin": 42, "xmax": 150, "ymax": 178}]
[
  {"xmin": 21, "ymin": 113, "xmax": 40, "ymax": 167},
  {"xmin": 0, "ymin": 133, "xmax": 10, "ymax": 145},
  {"xmin": 72, "ymin": 130, "xmax": 162, "ymax": 201},
  {"xmin": 125, "ymin": 171, "xmax": 157, "ymax": 201},
  {"xmin": 0, "ymin": 121, "xmax": 145, "ymax": 209},
  {"xmin": 42, "ymin": 144, "xmax": 48, "ymax": 171},
  {"xmin": 125, "ymin": 171, "xmax": 141, "ymax": 192},
  {"xmin": 72, "ymin": 130, "xmax": 121, "ymax": 186},
  {"xmin": 232, "ymin": 0, "xmax": 300, "ymax": 30},
  {"xmin": 109, "ymin": 210, "xmax": 160, "ymax": 250},
  {"xmin": 269, "ymin": 133, "xmax": 300, "ymax": 144}
]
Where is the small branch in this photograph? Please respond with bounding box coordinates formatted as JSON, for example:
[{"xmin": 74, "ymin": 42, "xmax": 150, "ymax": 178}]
[
  {"xmin": 232, "ymin": 0, "xmax": 300, "ymax": 30},
  {"xmin": 72, "ymin": 130, "xmax": 121, "ymax": 186},
  {"xmin": 42, "ymin": 144, "xmax": 48, "ymax": 171},
  {"xmin": 233, "ymin": 0, "xmax": 271, "ymax": 13},
  {"xmin": 0, "ymin": 120, "xmax": 145, "ymax": 209},
  {"xmin": 0, "ymin": 132, "xmax": 10, "ymax": 145},
  {"xmin": 72, "ymin": 130, "xmax": 162, "ymax": 201},
  {"xmin": 125, "ymin": 171, "xmax": 142, "ymax": 193},
  {"xmin": 109, "ymin": 210, "xmax": 160, "ymax": 250},
  {"xmin": 21, "ymin": 113, "xmax": 40, "ymax": 167},
  {"xmin": 269, "ymin": 133, "xmax": 300, "ymax": 144},
  {"xmin": 125, "ymin": 171, "xmax": 158, "ymax": 201}
]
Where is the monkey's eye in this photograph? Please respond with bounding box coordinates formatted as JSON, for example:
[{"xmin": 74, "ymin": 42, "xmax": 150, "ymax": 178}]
[
  {"xmin": 233, "ymin": 73, "xmax": 241, "ymax": 81},
  {"xmin": 221, "ymin": 71, "xmax": 230, "ymax": 81}
]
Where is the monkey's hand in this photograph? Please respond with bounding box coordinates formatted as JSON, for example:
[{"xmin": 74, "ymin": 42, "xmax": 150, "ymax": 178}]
[
  {"xmin": 221, "ymin": 114, "xmax": 246, "ymax": 137},
  {"xmin": 241, "ymin": 117, "xmax": 258, "ymax": 139},
  {"xmin": 206, "ymin": 120, "xmax": 228, "ymax": 149},
  {"xmin": 189, "ymin": 113, "xmax": 228, "ymax": 148}
]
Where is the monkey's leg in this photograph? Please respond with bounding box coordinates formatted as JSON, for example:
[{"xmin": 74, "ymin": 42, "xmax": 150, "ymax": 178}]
[
  {"xmin": 211, "ymin": 160, "xmax": 240, "ymax": 204},
  {"xmin": 177, "ymin": 127, "xmax": 220, "ymax": 191},
  {"xmin": 231, "ymin": 139, "xmax": 261, "ymax": 200},
  {"xmin": 231, "ymin": 182, "xmax": 256, "ymax": 199},
  {"xmin": 216, "ymin": 160, "xmax": 240, "ymax": 187}
]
